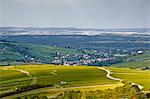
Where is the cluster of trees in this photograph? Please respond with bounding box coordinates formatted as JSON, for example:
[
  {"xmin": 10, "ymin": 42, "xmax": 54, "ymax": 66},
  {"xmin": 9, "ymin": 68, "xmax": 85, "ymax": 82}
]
[
  {"xmin": 0, "ymin": 84, "xmax": 53, "ymax": 98},
  {"xmin": 16, "ymin": 96, "xmax": 48, "ymax": 99},
  {"xmin": 56, "ymin": 84, "xmax": 150, "ymax": 99},
  {"xmin": 1, "ymin": 83, "xmax": 150, "ymax": 98}
]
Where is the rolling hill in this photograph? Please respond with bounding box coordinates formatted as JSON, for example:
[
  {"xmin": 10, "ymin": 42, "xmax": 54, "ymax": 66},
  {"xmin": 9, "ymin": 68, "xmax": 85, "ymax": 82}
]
[
  {"xmin": 0, "ymin": 65, "xmax": 119, "ymax": 98},
  {"xmin": 0, "ymin": 41, "xmax": 82, "ymax": 66},
  {"xmin": 112, "ymin": 51, "xmax": 150, "ymax": 69},
  {"xmin": 0, "ymin": 65, "xmax": 150, "ymax": 98}
]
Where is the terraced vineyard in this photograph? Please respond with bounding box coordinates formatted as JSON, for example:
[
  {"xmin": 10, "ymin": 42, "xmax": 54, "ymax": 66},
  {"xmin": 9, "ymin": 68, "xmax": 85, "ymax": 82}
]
[
  {"xmin": 1, "ymin": 64, "xmax": 150, "ymax": 98},
  {"xmin": 0, "ymin": 65, "xmax": 120, "ymax": 98}
]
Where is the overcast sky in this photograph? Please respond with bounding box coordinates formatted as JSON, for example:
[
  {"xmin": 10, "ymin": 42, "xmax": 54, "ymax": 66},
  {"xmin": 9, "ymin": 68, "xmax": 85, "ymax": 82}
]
[{"xmin": 0, "ymin": 0, "xmax": 149, "ymax": 28}]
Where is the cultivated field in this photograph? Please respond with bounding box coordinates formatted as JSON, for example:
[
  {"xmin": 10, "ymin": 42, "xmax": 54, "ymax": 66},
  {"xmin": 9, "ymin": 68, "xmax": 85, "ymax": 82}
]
[
  {"xmin": 1, "ymin": 64, "xmax": 150, "ymax": 98},
  {"xmin": 107, "ymin": 67, "xmax": 150, "ymax": 90},
  {"xmin": 0, "ymin": 65, "xmax": 119, "ymax": 98}
]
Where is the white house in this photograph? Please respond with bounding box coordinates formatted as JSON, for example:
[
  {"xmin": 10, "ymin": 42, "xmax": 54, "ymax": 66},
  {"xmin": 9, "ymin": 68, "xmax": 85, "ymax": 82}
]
[{"xmin": 137, "ymin": 50, "xmax": 143, "ymax": 54}]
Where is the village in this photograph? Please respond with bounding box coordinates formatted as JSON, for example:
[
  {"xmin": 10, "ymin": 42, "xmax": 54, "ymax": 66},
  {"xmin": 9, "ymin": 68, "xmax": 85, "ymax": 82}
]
[{"xmin": 50, "ymin": 49, "xmax": 144, "ymax": 66}]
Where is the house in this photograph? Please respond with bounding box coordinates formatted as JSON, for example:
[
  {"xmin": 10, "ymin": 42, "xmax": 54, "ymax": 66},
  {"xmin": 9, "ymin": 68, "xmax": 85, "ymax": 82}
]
[{"xmin": 137, "ymin": 50, "xmax": 143, "ymax": 54}]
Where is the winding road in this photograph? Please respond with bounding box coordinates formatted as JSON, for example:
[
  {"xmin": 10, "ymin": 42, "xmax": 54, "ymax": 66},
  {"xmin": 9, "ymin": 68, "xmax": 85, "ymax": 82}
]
[
  {"xmin": 97, "ymin": 67, "xmax": 122, "ymax": 81},
  {"xmin": 14, "ymin": 67, "xmax": 145, "ymax": 90},
  {"xmin": 97, "ymin": 67, "xmax": 144, "ymax": 90},
  {"xmin": 1, "ymin": 66, "xmax": 145, "ymax": 98},
  {"xmin": 15, "ymin": 69, "xmax": 31, "ymax": 76}
]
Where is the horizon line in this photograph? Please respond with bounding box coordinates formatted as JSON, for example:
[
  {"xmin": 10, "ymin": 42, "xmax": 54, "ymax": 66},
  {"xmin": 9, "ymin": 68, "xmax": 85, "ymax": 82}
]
[{"xmin": 0, "ymin": 27, "xmax": 150, "ymax": 30}]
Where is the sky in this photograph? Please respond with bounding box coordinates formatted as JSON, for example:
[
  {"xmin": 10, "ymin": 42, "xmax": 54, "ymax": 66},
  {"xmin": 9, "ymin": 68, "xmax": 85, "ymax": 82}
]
[{"xmin": 0, "ymin": 0, "xmax": 149, "ymax": 28}]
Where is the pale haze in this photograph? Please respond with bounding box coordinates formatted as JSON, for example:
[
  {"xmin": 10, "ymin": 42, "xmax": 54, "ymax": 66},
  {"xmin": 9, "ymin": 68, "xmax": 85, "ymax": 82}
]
[{"xmin": 0, "ymin": 0, "xmax": 149, "ymax": 28}]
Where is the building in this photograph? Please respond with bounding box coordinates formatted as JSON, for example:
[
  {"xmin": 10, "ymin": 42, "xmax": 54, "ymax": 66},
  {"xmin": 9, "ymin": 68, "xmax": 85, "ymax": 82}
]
[{"xmin": 137, "ymin": 50, "xmax": 143, "ymax": 54}]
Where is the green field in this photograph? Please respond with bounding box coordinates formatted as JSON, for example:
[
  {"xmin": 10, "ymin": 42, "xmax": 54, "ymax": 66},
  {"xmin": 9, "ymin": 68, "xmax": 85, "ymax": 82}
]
[
  {"xmin": 0, "ymin": 65, "xmax": 119, "ymax": 98},
  {"xmin": 107, "ymin": 67, "xmax": 150, "ymax": 90},
  {"xmin": 1, "ymin": 64, "xmax": 150, "ymax": 98},
  {"xmin": 0, "ymin": 65, "xmax": 116, "ymax": 85}
]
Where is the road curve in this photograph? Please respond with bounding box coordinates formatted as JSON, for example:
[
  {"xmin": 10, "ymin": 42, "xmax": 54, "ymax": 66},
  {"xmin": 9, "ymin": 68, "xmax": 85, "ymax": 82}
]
[
  {"xmin": 97, "ymin": 67, "xmax": 122, "ymax": 81},
  {"xmin": 97, "ymin": 67, "xmax": 144, "ymax": 90}
]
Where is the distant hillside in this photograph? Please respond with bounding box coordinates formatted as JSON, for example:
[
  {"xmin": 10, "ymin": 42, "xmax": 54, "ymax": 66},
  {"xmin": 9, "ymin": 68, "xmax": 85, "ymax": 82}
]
[
  {"xmin": 127, "ymin": 51, "xmax": 150, "ymax": 61},
  {"xmin": 1, "ymin": 40, "xmax": 149, "ymax": 67},
  {"xmin": 112, "ymin": 60, "xmax": 150, "ymax": 69},
  {"xmin": 0, "ymin": 41, "xmax": 82, "ymax": 66},
  {"xmin": 112, "ymin": 52, "xmax": 150, "ymax": 69}
]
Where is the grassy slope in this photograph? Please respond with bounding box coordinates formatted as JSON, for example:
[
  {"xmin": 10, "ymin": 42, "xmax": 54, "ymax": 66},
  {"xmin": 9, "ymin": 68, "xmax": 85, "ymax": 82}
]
[
  {"xmin": 0, "ymin": 65, "xmax": 116, "ymax": 86},
  {"xmin": 0, "ymin": 69, "xmax": 27, "ymax": 81},
  {"xmin": 1, "ymin": 65, "xmax": 150, "ymax": 98},
  {"xmin": 109, "ymin": 52, "xmax": 150, "ymax": 90},
  {"xmin": 112, "ymin": 51, "xmax": 150, "ymax": 69},
  {"xmin": 0, "ymin": 65, "xmax": 117, "ymax": 98},
  {"xmin": 107, "ymin": 67, "xmax": 150, "ymax": 90},
  {"xmin": 112, "ymin": 60, "xmax": 150, "ymax": 69},
  {"xmin": 128, "ymin": 51, "xmax": 150, "ymax": 61}
]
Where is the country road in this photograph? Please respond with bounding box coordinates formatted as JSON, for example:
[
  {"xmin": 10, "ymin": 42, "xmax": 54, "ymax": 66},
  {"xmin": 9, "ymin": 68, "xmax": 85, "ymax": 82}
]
[
  {"xmin": 2, "ymin": 67, "xmax": 123, "ymax": 99},
  {"xmin": 15, "ymin": 69, "xmax": 31, "ymax": 76},
  {"xmin": 15, "ymin": 67, "xmax": 144, "ymax": 90},
  {"xmin": 15, "ymin": 69, "xmax": 37, "ymax": 85},
  {"xmin": 97, "ymin": 67, "xmax": 144, "ymax": 90},
  {"xmin": 97, "ymin": 67, "xmax": 122, "ymax": 81},
  {"xmin": 1, "ymin": 66, "xmax": 144, "ymax": 98}
]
